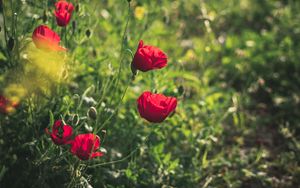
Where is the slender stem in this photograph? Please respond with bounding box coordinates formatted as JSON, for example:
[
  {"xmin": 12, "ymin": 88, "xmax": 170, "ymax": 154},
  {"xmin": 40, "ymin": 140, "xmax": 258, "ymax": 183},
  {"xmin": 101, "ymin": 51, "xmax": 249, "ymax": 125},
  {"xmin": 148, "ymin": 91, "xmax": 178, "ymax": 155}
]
[
  {"xmin": 9, "ymin": 0, "xmax": 13, "ymax": 31},
  {"xmin": 1, "ymin": 0, "xmax": 8, "ymax": 46},
  {"xmin": 1, "ymin": 0, "xmax": 12, "ymax": 67},
  {"xmin": 112, "ymin": 1, "xmax": 131, "ymax": 91},
  {"xmin": 89, "ymin": 124, "xmax": 161, "ymax": 168},
  {"xmin": 89, "ymin": 147, "xmax": 138, "ymax": 168},
  {"xmin": 150, "ymin": 71, "xmax": 158, "ymax": 92},
  {"xmin": 95, "ymin": 1, "xmax": 132, "ymax": 132},
  {"xmin": 96, "ymin": 79, "xmax": 131, "ymax": 133},
  {"xmin": 67, "ymin": 160, "xmax": 81, "ymax": 188},
  {"xmin": 14, "ymin": 11, "xmax": 20, "ymax": 62},
  {"xmin": 64, "ymin": 26, "xmax": 67, "ymax": 47}
]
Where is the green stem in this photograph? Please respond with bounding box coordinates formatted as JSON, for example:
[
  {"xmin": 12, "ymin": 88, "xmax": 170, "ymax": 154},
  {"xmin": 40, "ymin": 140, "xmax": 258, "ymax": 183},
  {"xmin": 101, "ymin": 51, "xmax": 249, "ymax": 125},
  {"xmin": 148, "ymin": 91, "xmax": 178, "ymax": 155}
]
[
  {"xmin": 88, "ymin": 124, "xmax": 161, "ymax": 168},
  {"xmin": 95, "ymin": 1, "xmax": 132, "ymax": 133},
  {"xmin": 64, "ymin": 26, "xmax": 67, "ymax": 47},
  {"xmin": 151, "ymin": 71, "xmax": 158, "ymax": 93},
  {"xmin": 112, "ymin": 1, "xmax": 131, "ymax": 92},
  {"xmin": 95, "ymin": 79, "xmax": 131, "ymax": 133},
  {"xmin": 1, "ymin": 1, "xmax": 12, "ymax": 67},
  {"xmin": 1, "ymin": 0, "xmax": 7, "ymax": 45},
  {"xmin": 67, "ymin": 160, "xmax": 81, "ymax": 188}
]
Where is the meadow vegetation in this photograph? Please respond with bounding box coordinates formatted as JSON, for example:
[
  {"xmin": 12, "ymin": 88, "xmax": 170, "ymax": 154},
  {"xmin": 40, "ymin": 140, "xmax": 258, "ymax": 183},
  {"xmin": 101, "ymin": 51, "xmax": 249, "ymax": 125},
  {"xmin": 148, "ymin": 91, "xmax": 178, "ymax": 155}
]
[{"xmin": 0, "ymin": 0, "xmax": 299, "ymax": 187}]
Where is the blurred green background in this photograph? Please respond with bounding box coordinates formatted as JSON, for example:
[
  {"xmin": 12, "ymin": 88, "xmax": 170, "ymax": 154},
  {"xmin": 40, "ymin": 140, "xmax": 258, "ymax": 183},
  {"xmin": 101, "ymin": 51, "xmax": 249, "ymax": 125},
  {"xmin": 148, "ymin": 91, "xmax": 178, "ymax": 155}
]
[{"xmin": 0, "ymin": 0, "xmax": 300, "ymax": 187}]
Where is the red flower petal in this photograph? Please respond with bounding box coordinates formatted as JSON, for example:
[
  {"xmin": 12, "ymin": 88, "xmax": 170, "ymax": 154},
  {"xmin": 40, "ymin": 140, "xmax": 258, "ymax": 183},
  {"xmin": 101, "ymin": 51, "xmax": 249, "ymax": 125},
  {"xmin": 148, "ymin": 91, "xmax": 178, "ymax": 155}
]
[
  {"xmin": 137, "ymin": 91, "xmax": 177, "ymax": 123},
  {"xmin": 48, "ymin": 120, "xmax": 73, "ymax": 145},
  {"xmin": 32, "ymin": 25, "xmax": 66, "ymax": 51},
  {"xmin": 70, "ymin": 133, "xmax": 104, "ymax": 160},
  {"xmin": 132, "ymin": 40, "xmax": 168, "ymax": 72},
  {"xmin": 54, "ymin": 0, "xmax": 74, "ymax": 27}
]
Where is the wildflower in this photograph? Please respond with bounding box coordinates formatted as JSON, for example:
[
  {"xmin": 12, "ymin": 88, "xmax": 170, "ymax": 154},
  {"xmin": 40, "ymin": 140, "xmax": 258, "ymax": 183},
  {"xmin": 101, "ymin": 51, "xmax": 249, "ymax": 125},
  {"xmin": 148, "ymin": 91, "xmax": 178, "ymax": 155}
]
[
  {"xmin": 45, "ymin": 120, "xmax": 73, "ymax": 145},
  {"xmin": 0, "ymin": 95, "xmax": 19, "ymax": 114},
  {"xmin": 134, "ymin": 6, "xmax": 146, "ymax": 20},
  {"xmin": 70, "ymin": 133, "xmax": 104, "ymax": 160},
  {"xmin": 54, "ymin": 0, "xmax": 74, "ymax": 27},
  {"xmin": 137, "ymin": 91, "xmax": 177, "ymax": 123},
  {"xmin": 131, "ymin": 40, "xmax": 168, "ymax": 72},
  {"xmin": 32, "ymin": 25, "xmax": 66, "ymax": 51}
]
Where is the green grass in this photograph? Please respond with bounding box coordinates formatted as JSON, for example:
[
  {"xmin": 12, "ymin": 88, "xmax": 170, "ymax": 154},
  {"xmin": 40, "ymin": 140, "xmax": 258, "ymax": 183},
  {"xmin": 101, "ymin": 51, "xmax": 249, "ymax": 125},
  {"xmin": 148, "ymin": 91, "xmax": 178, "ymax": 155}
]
[{"xmin": 0, "ymin": 0, "xmax": 300, "ymax": 187}]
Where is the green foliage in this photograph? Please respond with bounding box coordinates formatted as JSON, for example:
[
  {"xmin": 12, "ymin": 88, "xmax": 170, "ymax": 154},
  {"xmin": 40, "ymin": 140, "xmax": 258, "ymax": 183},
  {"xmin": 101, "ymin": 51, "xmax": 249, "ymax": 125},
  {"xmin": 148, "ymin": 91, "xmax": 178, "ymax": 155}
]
[{"xmin": 0, "ymin": 0, "xmax": 299, "ymax": 187}]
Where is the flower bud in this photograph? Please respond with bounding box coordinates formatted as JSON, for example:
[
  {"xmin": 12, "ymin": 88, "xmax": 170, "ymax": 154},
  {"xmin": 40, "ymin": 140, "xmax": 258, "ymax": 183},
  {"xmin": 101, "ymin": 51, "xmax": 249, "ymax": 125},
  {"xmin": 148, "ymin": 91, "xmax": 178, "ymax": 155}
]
[
  {"xmin": 177, "ymin": 85, "xmax": 184, "ymax": 96},
  {"xmin": 85, "ymin": 29, "xmax": 91, "ymax": 38},
  {"xmin": 42, "ymin": 10, "xmax": 47, "ymax": 22},
  {"xmin": 72, "ymin": 114, "xmax": 80, "ymax": 126},
  {"xmin": 84, "ymin": 123, "xmax": 93, "ymax": 132},
  {"xmin": 87, "ymin": 107, "xmax": 97, "ymax": 120},
  {"xmin": 75, "ymin": 4, "xmax": 80, "ymax": 12},
  {"xmin": 72, "ymin": 20, "xmax": 76, "ymax": 34},
  {"xmin": 8, "ymin": 37, "xmax": 14, "ymax": 51}
]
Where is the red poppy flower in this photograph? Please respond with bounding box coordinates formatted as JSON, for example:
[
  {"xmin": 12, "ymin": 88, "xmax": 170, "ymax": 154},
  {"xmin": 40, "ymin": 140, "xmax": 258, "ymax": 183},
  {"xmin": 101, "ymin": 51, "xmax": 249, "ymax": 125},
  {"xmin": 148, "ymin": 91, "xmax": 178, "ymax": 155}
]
[
  {"xmin": 32, "ymin": 25, "xmax": 66, "ymax": 51},
  {"xmin": 137, "ymin": 91, "xmax": 177, "ymax": 123},
  {"xmin": 45, "ymin": 120, "xmax": 73, "ymax": 145},
  {"xmin": 70, "ymin": 133, "xmax": 104, "ymax": 160},
  {"xmin": 0, "ymin": 95, "xmax": 19, "ymax": 114},
  {"xmin": 131, "ymin": 40, "xmax": 168, "ymax": 72},
  {"xmin": 54, "ymin": 0, "xmax": 74, "ymax": 27}
]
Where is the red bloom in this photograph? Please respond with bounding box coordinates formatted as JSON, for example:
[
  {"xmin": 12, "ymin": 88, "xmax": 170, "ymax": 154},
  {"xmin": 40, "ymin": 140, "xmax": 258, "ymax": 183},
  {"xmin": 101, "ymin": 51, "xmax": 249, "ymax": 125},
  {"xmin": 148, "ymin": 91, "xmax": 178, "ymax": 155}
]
[
  {"xmin": 46, "ymin": 120, "xmax": 73, "ymax": 145},
  {"xmin": 0, "ymin": 95, "xmax": 19, "ymax": 114},
  {"xmin": 131, "ymin": 40, "xmax": 168, "ymax": 72},
  {"xmin": 137, "ymin": 91, "xmax": 177, "ymax": 123},
  {"xmin": 54, "ymin": 0, "xmax": 74, "ymax": 27},
  {"xmin": 70, "ymin": 133, "xmax": 104, "ymax": 160},
  {"xmin": 32, "ymin": 25, "xmax": 66, "ymax": 51}
]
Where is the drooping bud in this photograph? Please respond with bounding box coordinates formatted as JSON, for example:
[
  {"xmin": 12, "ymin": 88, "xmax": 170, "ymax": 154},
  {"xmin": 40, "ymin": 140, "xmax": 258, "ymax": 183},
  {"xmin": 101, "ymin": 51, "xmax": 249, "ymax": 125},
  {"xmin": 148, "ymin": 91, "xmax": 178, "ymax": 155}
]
[
  {"xmin": 85, "ymin": 29, "xmax": 91, "ymax": 38},
  {"xmin": 72, "ymin": 114, "xmax": 80, "ymax": 126},
  {"xmin": 131, "ymin": 64, "xmax": 138, "ymax": 80},
  {"xmin": 84, "ymin": 123, "xmax": 93, "ymax": 132},
  {"xmin": 8, "ymin": 37, "xmax": 14, "ymax": 51},
  {"xmin": 87, "ymin": 107, "xmax": 97, "ymax": 120},
  {"xmin": 177, "ymin": 85, "xmax": 184, "ymax": 96},
  {"xmin": 75, "ymin": 4, "xmax": 79, "ymax": 12}
]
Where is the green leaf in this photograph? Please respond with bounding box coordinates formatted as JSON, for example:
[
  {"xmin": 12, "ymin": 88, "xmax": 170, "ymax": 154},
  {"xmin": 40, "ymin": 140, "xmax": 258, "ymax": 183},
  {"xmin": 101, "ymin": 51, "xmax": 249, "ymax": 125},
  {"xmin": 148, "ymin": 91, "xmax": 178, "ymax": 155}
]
[
  {"xmin": 49, "ymin": 110, "xmax": 54, "ymax": 126},
  {"xmin": 202, "ymin": 150, "xmax": 208, "ymax": 169}
]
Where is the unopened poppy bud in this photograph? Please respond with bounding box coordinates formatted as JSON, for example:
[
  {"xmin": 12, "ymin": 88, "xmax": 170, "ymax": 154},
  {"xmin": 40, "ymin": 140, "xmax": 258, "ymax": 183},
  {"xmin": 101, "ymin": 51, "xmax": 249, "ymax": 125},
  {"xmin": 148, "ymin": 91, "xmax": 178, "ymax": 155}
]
[
  {"xmin": 178, "ymin": 85, "xmax": 184, "ymax": 96},
  {"xmin": 92, "ymin": 49, "xmax": 97, "ymax": 57},
  {"xmin": 75, "ymin": 4, "xmax": 79, "ymax": 12},
  {"xmin": 8, "ymin": 37, "xmax": 14, "ymax": 51},
  {"xmin": 72, "ymin": 94, "xmax": 80, "ymax": 105},
  {"xmin": 100, "ymin": 147, "xmax": 107, "ymax": 154},
  {"xmin": 72, "ymin": 20, "xmax": 76, "ymax": 33},
  {"xmin": 42, "ymin": 10, "xmax": 47, "ymax": 22},
  {"xmin": 131, "ymin": 64, "xmax": 138, "ymax": 80},
  {"xmin": 72, "ymin": 114, "xmax": 80, "ymax": 125},
  {"xmin": 85, "ymin": 29, "xmax": 91, "ymax": 38},
  {"xmin": 163, "ymin": 16, "xmax": 168, "ymax": 23},
  {"xmin": 84, "ymin": 123, "xmax": 93, "ymax": 132},
  {"xmin": 87, "ymin": 107, "xmax": 97, "ymax": 120}
]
